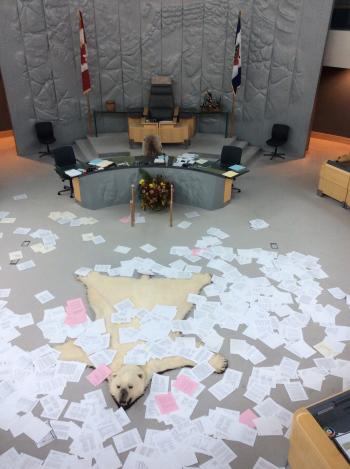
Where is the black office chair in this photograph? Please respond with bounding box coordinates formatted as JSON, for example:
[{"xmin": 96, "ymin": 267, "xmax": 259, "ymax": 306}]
[
  {"xmin": 148, "ymin": 83, "xmax": 176, "ymax": 122},
  {"xmin": 52, "ymin": 146, "xmax": 77, "ymax": 197},
  {"xmin": 220, "ymin": 145, "xmax": 243, "ymax": 193},
  {"xmin": 35, "ymin": 122, "xmax": 56, "ymax": 158},
  {"xmin": 264, "ymin": 124, "xmax": 290, "ymax": 160}
]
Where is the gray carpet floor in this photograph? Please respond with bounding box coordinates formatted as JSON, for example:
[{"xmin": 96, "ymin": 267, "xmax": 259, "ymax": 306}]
[{"xmin": 0, "ymin": 133, "xmax": 349, "ymax": 468}]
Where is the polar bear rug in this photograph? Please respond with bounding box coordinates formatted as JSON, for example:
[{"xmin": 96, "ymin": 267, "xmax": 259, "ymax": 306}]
[{"xmin": 55, "ymin": 272, "xmax": 228, "ymax": 408}]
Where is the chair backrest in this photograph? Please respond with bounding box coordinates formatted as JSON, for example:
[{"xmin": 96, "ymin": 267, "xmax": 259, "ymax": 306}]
[
  {"xmin": 271, "ymin": 124, "xmax": 290, "ymax": 143},
  {"xmin": 35, "ymin": 122, "xmax": 54, "ymax": 140},
  {"xmin": 220, "ymin": 145, "xmax": 242, "ymax": 168},
  {"xmin": 149, "ymin": 84, "xmax": 174, "ymax": 121},
  {"xmin": 53, "ymin": 146, "xmax": 76, "ymax": 167}
]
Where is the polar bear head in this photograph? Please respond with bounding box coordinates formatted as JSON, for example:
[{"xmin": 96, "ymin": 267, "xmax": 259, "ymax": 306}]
[{"xmin": 108, "ymin": 365, "xmax": 148, "ymax": 408}]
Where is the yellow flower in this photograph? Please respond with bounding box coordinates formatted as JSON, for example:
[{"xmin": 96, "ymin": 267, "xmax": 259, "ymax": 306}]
[
  {"xmin": 149, "ymin": 183, "xmax": 154, "ymax": 188},
  {"xmin": 139, "ymin": 179, "xmax": 145, "ymax": 185}
]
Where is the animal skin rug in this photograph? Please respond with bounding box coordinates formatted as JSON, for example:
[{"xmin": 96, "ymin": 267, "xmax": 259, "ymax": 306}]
[
  {"xmin": 55, "ymin": 272, "xmax": 228, "ymax": 408},
  {"xmin": 56, "ymin": 272, "xmax": 212, "ymax": 369}
]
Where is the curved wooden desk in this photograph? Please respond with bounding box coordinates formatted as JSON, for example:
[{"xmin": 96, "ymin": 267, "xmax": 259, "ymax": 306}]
[{"xmin": 72, "ymin": 157, "xmax": 246, "ymax": 211}]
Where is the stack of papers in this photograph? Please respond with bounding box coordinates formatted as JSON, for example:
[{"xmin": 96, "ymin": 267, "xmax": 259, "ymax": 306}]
[
  {"xmin": 87, "ymin": 159, "xmax": 114, "ymax": 169},
  {"xmin": 173, "ymin": 153, "xmax": 198, "ymax": 167},
  {"xmin": 64, "ymin": 169, "xmax": 83, "ymax": 177}
]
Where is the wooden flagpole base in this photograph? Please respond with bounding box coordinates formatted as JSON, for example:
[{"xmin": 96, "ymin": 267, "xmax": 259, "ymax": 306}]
[
  {"xmin": 130, "ymin": 184, "xmax": 136, "ymax": 227},
  {"xmin": 169, "ymin": 184, "xmax": 174, "ymax": 227}
]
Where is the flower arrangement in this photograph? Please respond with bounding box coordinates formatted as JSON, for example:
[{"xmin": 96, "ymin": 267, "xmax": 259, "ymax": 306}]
[{"xmin": 138, "ymin": 169, "xmax": 172, "ymax": 211}]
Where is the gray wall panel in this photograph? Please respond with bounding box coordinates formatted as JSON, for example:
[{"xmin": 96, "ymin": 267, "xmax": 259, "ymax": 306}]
[
  {"xmin": 17, "ymin": 0, "xmax": 58, "ymax": 121},
  {"xmin": 181, "ymin": 0, "xmax": 204, "ymax": 109},
  {"xmin": 161, "ymin": 0, "xmax": 183, "ymax": 104},
  {"xmin": 44, "ymin": 0, "xmax": 80, "ymax": 121},
  {"xmin": 0, "ymin": 0, "xmax": 334, "ymax": 157},
  {"xmin": 0, "ymin": 1, "xmax": 38, "ymax": 153},
  {"xmin": 140, "ymin": 0, "xmax": 162, "ymax": 104},
  {"xmin": 119, "ymin": 0, "xmax": 143, "ymax": 109}
]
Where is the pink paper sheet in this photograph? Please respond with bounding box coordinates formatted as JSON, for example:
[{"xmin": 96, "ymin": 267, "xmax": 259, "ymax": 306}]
[
  {"xmin": 154, "ymin": 392, "xmax": 179, "ymax": 415},
  {"xmin": 173, "ymin": 374, "xmax": 199, "ymax": 396},
  {"xmin": 66, "ymin": 297, "xmax": 86, "ymax": 313},
  {"xmin": 119, "ymin": 216, "xmax": 130, "ymax": 224},
  {"xmin": 86, "ymin": 365, "xmax": 112, "ymax": 386},
  {"xmin": 64, "ymin": 310, "xmax": 87, "ymax": 325},
  {"xmin": 65, "ymin": 297, "xmax": 87, "ymax": 325},
  {"xmin": 192, "ymin": 248, "xmax": 204, "ymax": 256},
  {"xmin": 239, "ymin": 409, "xmax": 258, "ymax": 428}
]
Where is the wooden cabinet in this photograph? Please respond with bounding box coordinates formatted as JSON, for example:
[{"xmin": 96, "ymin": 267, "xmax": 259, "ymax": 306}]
[
  {"xmin": 288, "ymin": 408, "xmax": 349, "ymax": 469},
  {"xmin": 318, "ymin": 162, "xmax": 350, "ymax": 207}
]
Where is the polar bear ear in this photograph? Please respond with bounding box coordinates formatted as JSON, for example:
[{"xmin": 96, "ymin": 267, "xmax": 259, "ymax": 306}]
[{"xmin": 107, "ymin": 372, "xmax": 118, "ymax": 382}]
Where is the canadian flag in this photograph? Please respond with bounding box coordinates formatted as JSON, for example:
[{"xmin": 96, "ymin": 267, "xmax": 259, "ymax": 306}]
[
  {"xmin": 79, "ymin": 10, "xmax": 91, "ymax": 94},
  {"xmin": 232, "ymin": 12, "xmax": 241, "ymax": 96}
]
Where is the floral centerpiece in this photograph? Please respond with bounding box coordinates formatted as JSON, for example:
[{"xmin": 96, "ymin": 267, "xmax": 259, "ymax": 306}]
[{"xmin": 138, "ymin": 169, "xmax": 172, "ymax": 211}]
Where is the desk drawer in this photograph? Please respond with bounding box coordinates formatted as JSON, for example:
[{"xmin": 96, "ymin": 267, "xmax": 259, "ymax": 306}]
[
  {"xmin": 319, "ymin": 163, "xmax": 350, "ymax": 187},
  {"xmin": 318, "ymin": 163, "xmax": 350, "ymax": 203}
]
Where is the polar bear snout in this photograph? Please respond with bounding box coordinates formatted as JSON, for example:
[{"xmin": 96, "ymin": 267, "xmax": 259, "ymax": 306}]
[
  {"xmin": 119, "ymin": 388, "xmax": 129, "ymax": 406},
  {"xmin": 108, "ymin": 365, "xmax": 148, "ymax": 409}
]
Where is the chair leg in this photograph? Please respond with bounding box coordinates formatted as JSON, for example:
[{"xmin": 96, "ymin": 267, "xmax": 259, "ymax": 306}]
[
  {"xmin": 58, "ymin": 186, "xmax": 71, "ymax": 196},
  {"xmin": 39, "ymin": 143, "xmax": 52, "ymax": 158},
  {"xmin": 57, "ymin": 180, "xmax": 74, "ymax": 197},
  {"xmin": 264, "ymin": 146, "xmax": 285, "ymax": 160},
  {"xmin": 232, "ymin": 187, "xmax": 241, "ymax": 193}
]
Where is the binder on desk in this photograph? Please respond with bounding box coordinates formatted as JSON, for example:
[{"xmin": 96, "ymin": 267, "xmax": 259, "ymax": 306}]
[{"xmin": 229, "ymin": 164, "xmax": 246, "ymax": 172}]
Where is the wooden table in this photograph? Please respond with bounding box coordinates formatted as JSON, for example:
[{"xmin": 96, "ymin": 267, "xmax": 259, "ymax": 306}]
[{"xmin": 289, "ymin": 400, "xmax": 350, "ymax": 469}]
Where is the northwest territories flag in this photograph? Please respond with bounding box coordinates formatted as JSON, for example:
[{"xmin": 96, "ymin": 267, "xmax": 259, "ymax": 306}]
[
  {"xmin": 79, "ymin": 10, "xmax": 91, "ymax": 95},
  {"xmin": 232, "ymin": 12, "xmax": 242, "ymax": 95}
]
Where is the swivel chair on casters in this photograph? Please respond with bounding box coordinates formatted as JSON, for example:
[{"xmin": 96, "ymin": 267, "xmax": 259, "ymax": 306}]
[
  {"xmin": 52, "ymin": 146, "xmax": 78, "ymax": 198},
  {"xmin": 264, "ymin": 124, "xmax": 290, "ymax": 160},
  {"xmin": 220, "ymin": 145, "xmax": 243, "ymax": 193},
  {"xmin": 35, "ymin": 122, "xmax": 56, "ymax": 158}
]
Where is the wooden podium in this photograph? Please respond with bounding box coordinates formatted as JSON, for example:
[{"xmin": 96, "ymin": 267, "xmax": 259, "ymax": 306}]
[{"xmin": 288, "ymin": 407, "xmax": 349, "ymax": 469}]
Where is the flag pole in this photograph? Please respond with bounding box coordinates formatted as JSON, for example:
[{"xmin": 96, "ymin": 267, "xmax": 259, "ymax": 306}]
[
  {"xmin": 78, "ymin": 9, "xmax": 93, "ymax": 136},
  {"xmin": 230, "ymin": 10, "xmax": 242, "ymax": 139},
  {"xmin": 86, "ymin": 92, "xmax": 93, "ymax": 136}
]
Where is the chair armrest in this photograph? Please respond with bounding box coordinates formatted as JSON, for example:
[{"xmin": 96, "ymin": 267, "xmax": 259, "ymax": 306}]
[{"xmin": 173, "ymin": 106, "xmax": 180, "ymax": 117}]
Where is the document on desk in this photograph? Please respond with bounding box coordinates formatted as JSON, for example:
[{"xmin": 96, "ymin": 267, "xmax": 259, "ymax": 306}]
[
  {"xmin": 96, "ymin": 159, "xmax": 114, "ymax": 168},
  {"xmin": 222, "ymin": 170, "xmax": 239, "ymax": 178},
  {"xmin": 64, "ymin": 169, "xmax": 83, "ymax": 177}
]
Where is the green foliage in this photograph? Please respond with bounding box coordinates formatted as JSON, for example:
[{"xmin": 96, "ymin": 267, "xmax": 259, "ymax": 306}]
[{"xmin": 138, "ymin": 173, "xmax": 172, "ymax": 211}]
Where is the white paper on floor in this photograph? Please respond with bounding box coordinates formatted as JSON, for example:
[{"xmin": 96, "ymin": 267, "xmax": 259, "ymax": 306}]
[{"xmin": 0, "ymin": 218, "xmax": 349, "ymax": 467}]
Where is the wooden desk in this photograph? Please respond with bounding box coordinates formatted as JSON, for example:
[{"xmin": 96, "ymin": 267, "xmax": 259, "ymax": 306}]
[
  {"xmin": 289, "ymin": 408, "xmax": 349, "ymax": 469},
  {"xmin": 72, "ymin": 156, "xmax": 248, "ymax": 211},
  {"xmin": 318, "ymin": 161, "xmax": 350, "ymax": 208}
]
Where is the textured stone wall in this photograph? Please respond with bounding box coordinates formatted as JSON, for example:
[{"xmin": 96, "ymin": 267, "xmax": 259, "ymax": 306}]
[{"xmin": 0, "ymin": 0, "xmax": 333, "ymax": 156}]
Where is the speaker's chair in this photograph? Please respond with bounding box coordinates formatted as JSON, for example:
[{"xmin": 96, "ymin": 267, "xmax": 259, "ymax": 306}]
[{"xmin": 128, "ymin": 76, "xmax": 196, "ymax": 146}]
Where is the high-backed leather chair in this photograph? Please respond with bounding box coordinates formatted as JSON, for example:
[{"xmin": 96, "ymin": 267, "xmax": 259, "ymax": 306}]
[
  {"xmin": 128, "ymin": 76, "xmax": 195, "ymax": 147},
  {"xmin": 148, "ymin": 83, "xmax": 175, "ymax": 122}
]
